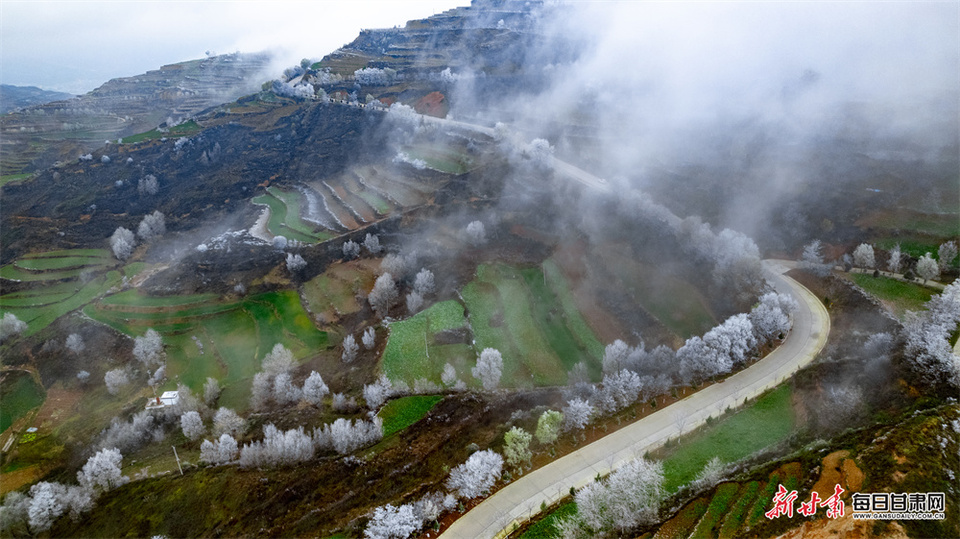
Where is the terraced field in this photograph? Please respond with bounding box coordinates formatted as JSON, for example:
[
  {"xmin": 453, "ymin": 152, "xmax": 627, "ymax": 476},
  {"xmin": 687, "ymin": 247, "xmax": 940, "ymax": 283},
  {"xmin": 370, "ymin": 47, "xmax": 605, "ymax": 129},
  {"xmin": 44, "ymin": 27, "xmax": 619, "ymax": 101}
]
[
  {"xmin": 252, "ymin": 187, "xmax": 336, "ymax": 243},
  {"xmin": 84, "ymin": 290, "xmax": 328, "ymax": 409},
  {"xmin": 461, "ymin": 263, "xmax": 604, "ymax": 387},
  {"xmin": 0, "ymin": 249, "xmax": 123, "ymax": 336}
]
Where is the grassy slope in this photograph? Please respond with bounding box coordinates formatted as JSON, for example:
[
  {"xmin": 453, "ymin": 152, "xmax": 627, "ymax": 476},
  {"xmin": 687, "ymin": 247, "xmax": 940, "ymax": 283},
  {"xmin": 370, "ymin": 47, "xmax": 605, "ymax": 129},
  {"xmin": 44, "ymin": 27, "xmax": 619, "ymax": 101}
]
[
  {"xmin": 379, "ymin": 395, "xmax": 444, "ymax": 438},
  {"xmin": 848, "ymin": 273, "xmax": 934, "ymax": 318},
  {"xmin": 0, "ymin": 372, "xmax": 45, "ymax": 433}
]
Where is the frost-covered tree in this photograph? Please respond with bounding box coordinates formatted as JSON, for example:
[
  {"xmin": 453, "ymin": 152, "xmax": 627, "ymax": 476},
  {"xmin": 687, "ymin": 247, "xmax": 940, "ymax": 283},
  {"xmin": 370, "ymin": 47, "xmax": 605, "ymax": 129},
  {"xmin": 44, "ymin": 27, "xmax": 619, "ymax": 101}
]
[
  {"xmin": 602, "ymin": 339, "xmax": 631, "ymax": 375},
  {"xmin": 690, "ymin": 456, "xmax": 724, "ymax": 491},
  {"xmin": 303, "ymin": 371, "xmax": 329, "ymax": 405},
  {"xmin": 65, "ymin": 333, "xmax": 85, "ymax": 354},
  {"xmin": 1, "ymin": 491, "xmax": 31, "ymax": 535},
  {"xmin": 800, "ymin": 239, "xmax": 830, "ymax": 277},
  {"xmin": 200, "ymin": 434, "xmax": 238, "ymax": 465},
  {"xmin": 503, "ymin": 426, "xmax": 532, "ymax": 472},
  {"xmin": 413, "ymin": 268, "xmax": 435, "ymax": 296},
  {"xmin": 596, "ymin": 369, "xmax": 643, "ymax": 413},
  {"xmin": 677, "ymin": 336, "xmax": 725, "ymax": 385},
  {"xmin": 853, "ymin": 243, "xmax": 875, "ymax": 271},
  {"xmin": 705, "ymin": 313, "xmax": 756, "ymax": 366},
  {"xmin": 203, "ymin": 377, "xmax": 220, "ymax": 406},
  {"xmin": 565, "ymin": 458, "xmax": 664, "ymax": 534},
  {"xmin": 96, "ymin": 410, "xmax": 163, "ymax": 453},
  {"xmin": 902, "ymin": 282, "xmax": 960, "ymax": 390},
  {"xmin": 133, "ymin": 328, "xmax": 165, "ymax": 366},
  {"xmin": 250, "ymin": 372, "xmax": 272, "ymax": 410},
  {"xmin": 369, "ymin": 273, "xmax": 399, "ymax": 317},
  {"xmin": 138, "ymin": 175, "xmax": 158, "ymax": 195},
  {"xmin": 917, "ymin": 252, "xmax": 939, "ymax": 283},
  {"xmin": 472, "ymin": 348, "xmax": 503, "ymax": 390},
  {"xmin": 535, "ymin": 410, "xmax": 563, "ymax": 445},
  {"xmin": 180, "ymin": 410, "xmax": 205, "ymax": 441},
  {"xmin": 273, "ymin": 372, "xmax": 302, "ymax": 405},
  {"xmin": 77, "ymin": 448, "xmax": 128, "ymax": 492},
  {"xmin": 380, "ymin": 254, "xmax": 407, "ymax": 278},
  {"xmin": 110, "ymin": 227, "xmax": 136, "ymax": 260},
  {"xmin": 147, "ymin": 364, "xmax": 166, "ymax": 388},
  {"xmin": 342, "ymin": 334, "xmax": 359, "ymax": 363},
  {"xmin": 363, "ymin": 375, "xmax": 392, "ymax": 409},
  {"xmin": 213, "ymin": 407, "xmax": 245, "ymax": 437},
  {"xmin": 76, "ymin": 370, "xmax": 90, "ymax": 385},
  {"xmin": 104, "ymin": 369, "xmax": 130, "ymax": 395},
  {"xmin": 526, "ymin": 138, "xmax": 554, "ymax": 166},
  {"xmin": 938, "ymin": 241, "xmax": 958, "ymax": 272},
  {"xmin": 272, "ymin": 236, "xmax": 289, "ymax": 250},
  {"xmin": 887, "ymin": 243, "xmax": 903, "ymax": 274},
  {"xmin": 238, "ymin": 424, "xmax": 314, "ymax": 468},
  {"xmin": 563, "ymin": 398, "xmax": 593, "ymax": 431},
  {"xmin": 750, "ymin": 292, "xmax": 797, "ymax": 342},
  {"xmin": 364, "ymin": 233, "xmax": 382, "ymax": 254},
  {"xmin": 27, "ymin": 482, "xmax": 65, "ymax": 533},
  {"xmin": 286, "ymin": 253, "xmax": 307, "ymax": 273},
  {"xmin": 362, "ymin": 327, "xmax": 376, "ymax": 350},
  {"xmin": 465, "ymin": 221, "xmax": 486, "ymax": 246},
  {"xmin": 137, "ymin": 211, "xmax": 166, "ymax": 241},
  {"xmin": 319, "ymin": 416, "xmax": 383, "ymax": 454},
  {"xmin": 441, "ymin": 363, "xmax": 458, "ymax": 388},
  {"xmin": 406, "ymin": 291, "xmax": 423, "ymax": 314},
  {"xmin": 342, "ymin": 240, "xmax": 361, "ymax": 259},
  {"xmin": 446, "ymin": 449, "xmax": 503, "ymax": 499},
  {"xmin": 364, "ymin": 504, "xmax": 420, "ymax": 539},
  {"xmin": 262, "ymin": 343, "xmax": 295, "ymax": 374},
  {"xmin": 0, "ymin": 312, "xmax": 27, "ymax": 342}
]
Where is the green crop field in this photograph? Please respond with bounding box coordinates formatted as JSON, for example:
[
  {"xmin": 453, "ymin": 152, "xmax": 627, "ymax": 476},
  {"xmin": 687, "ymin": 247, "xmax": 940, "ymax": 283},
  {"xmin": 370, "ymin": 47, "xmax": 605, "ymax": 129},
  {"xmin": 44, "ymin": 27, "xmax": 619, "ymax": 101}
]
[
  {"xmin": 85, "ymin": 290, "xmax": 328, "ymax": 407},
  {"xmin": 849, "ymin": 273, "xmax": 935, "ymax": 318},
  {"xmin": 0, "ymin": 173, "xmax": 34, "ymax": 187},
  {"xmin": 0, "ymin": 371, "xmax": 45, "ymax": 433},
  {"xmin": 689, "ymin": 482, "xmax": 740, "ymax": 538},
  {"xmin": 356, "ymin": 190, "xmax": 393, "ymax": 215},
  {"xmin": 300, "ymin": 260, "xmax": 379, "ymax": 320},
  {"xmin": 660, "ymin": 385, "xmax": 795, "ymax": 493},
  {"xmin": 381, "ymin": 300, "xmax": 474, "ymax": 385},
  {"xmin": 121, "ymin": 120, "xmax": 201, "ymax": 144},
  {"xmin": 461, "ymin": 264, "xmax": 603, "ymax": 387},
  {"xmin": 379, "ymin": 395, "xmax": 444, "ymax": 438}
]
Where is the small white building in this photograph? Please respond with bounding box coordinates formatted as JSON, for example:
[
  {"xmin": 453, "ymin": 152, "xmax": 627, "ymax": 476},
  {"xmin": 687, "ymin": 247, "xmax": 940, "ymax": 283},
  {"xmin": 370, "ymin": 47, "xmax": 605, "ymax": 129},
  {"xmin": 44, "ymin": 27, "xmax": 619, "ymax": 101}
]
[{"xmin": 146, "ymin": 391, "xmax": 180, "ymax": 409}]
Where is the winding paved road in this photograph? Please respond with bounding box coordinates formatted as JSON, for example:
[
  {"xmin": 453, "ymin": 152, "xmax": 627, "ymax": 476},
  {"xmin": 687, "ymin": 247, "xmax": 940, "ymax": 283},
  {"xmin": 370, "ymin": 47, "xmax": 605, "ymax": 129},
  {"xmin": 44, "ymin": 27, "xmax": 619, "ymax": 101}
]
[{"xmin": 441, "ymin": 259, "xmax": 830, "ymax": 539}]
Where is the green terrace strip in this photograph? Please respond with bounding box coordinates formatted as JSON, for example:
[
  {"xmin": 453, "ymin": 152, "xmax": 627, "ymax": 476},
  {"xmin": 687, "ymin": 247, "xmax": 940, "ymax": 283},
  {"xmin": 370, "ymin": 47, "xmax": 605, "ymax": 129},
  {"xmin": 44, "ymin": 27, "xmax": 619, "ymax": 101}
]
[
  {"xmin": 401, "ymin": 145, "xmax": 475, "ymax": 174},
  {"xmin": 252, "ymin": 187, "xmax": 335, "ymax": 243},
  {"xmin": 461, "ymin": 263, "xmax": 604, "ymax": 387},
  {"xmin": 849, "ymin": 273, "xmax": 935, "ymax": 318},
  {"xmin": 381, "ymin": 300, "xmax": 474, "ymax": 386},
  {"xmin": 0, "ymin": 173, "xmax": 34, "ymax": 187},
  {"xmin": 0, "ymin": 271, "xmax": 123, "ymax": 337},
  {"xmin": 84, "ymin": 290, "xmax": 327, "ymax": 408},
  {"xmin": 0, "ymin": 248, "xmax": 115, "ymax": 282},
  {"xmin": 379, "ymin": 395, "xmax": 444, "ymax": 438},
  {"xmin": 689, "ymin": 482, "xmax": 740, "ymax": 539},
  {"xmin": 0, "ymin": 371, "xmax": 45, "ymax": 433},
  {"xmin": 120, "ymin": 119, "xmax": 201, "ymax": 144},
  {"xmin": 356, "ymin": 189, "xmax": 393, "ymax": 215},
  {"xmin": 716, "ymin": 481, "xmax": 761, "ymax": 539}
]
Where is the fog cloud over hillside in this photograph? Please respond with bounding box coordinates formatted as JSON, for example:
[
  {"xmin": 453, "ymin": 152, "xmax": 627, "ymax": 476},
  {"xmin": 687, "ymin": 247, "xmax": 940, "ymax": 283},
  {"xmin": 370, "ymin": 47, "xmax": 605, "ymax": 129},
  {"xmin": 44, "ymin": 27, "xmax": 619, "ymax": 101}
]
[{"xmin": 453, "ymin": 1, "xmax": 958, "ymax": 248}]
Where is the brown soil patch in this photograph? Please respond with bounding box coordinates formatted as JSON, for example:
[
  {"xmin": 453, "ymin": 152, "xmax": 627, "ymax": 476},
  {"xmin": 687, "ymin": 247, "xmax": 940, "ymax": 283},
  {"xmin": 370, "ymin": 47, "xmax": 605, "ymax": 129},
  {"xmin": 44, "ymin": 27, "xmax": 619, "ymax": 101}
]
[
  {"xmin": 776, "ymin": 505, "xmax": 909, "ymax": 539},
  {"xmin": 812, "ymin": 450, "xmax": 865, "ymax": 500},
  {"xmin": 812, "ymin": 450, "xmax": 849, "ymax": 499},
  {"xmin": 0, "ymin": 464, "xmax": 44, "ymax": 495},
  {"xmin": 842, "ymin": 458, "xmax": 865, "ymax": 491}
]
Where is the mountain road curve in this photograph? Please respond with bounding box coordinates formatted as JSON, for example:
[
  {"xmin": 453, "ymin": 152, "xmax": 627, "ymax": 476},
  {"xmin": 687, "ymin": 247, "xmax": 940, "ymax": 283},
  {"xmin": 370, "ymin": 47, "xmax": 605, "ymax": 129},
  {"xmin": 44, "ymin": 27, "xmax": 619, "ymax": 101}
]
[{"xmin": 440, "ymin": 259, "xmax": 830, "ymax": 539}]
